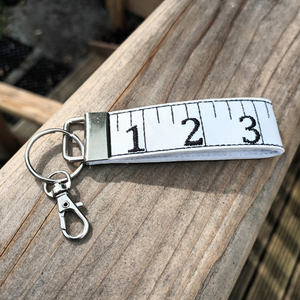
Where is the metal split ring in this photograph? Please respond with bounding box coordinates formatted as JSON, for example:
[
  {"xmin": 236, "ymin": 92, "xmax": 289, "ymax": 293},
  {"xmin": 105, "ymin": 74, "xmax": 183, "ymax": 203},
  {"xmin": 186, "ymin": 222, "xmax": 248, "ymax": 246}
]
[
  {"xmin": 25, "ymin": 128, "xmax": 84, "ymax": 184},
  {"xmin": 44, "ymin": 170, "xmax": 71, "ymax": 198}
]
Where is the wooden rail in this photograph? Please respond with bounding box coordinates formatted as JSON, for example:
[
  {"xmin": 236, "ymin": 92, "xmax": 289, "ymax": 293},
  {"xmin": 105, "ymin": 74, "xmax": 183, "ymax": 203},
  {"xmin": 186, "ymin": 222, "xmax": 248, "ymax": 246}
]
[
  {"xmin": 0, "ymin": 53, "xmax": 106, "ymax": 154},
  {"xmin": 1, "ymin": 0, "xmax": 300, "ymax": 299},
  {"xmin": 0, "ymin": 82, "xmax": 62, "ymax": 125},
  {"xmin": 126, "ymin": 0, "xmax": 164, "ymax": 18},
  {"xmin": 230, "ymin": 147, "xmax": 300, "ymax": 299},
  {"xmin": 0, "ymin": 113, "xmax": 22, "ymax": 155},
  {"xmin": 106, "ymin": 0, "xmax": 163, "ymax": 27}
]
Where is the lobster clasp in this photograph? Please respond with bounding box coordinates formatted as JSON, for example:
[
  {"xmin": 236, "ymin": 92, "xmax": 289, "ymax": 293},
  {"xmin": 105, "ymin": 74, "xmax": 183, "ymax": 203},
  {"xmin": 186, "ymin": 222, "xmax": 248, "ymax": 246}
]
[
  {"xmin": 44, "ymin": 171, "xmax": 89, "ymax": 240},
  {"xmin": 57, "ymin": 193, "xmax": 89, "ymax": 240}
]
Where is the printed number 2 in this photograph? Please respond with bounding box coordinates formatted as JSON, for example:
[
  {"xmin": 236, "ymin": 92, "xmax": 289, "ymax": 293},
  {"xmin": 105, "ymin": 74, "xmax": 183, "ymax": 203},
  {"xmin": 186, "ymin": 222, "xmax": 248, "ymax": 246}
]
[
  {"xmin": 126, "ymin": 125, "xmax": 145, "ymax": 153},
  {"xmin": 240, "ymin": 115, "xmax": 260, "ymax": 144},
  {"xmin": 181, "ymin": 118, "xmax": 203, "ymax": 146}
]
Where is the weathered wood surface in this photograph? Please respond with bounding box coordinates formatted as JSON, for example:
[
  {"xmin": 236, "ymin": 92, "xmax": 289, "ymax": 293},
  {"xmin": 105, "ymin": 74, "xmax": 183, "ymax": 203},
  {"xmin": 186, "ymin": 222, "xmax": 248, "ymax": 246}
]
[
  {"xmin": 1, "ymin": 0, "xmax": 300, "ymax": 299},
  {"xmin": 106, "ymin": 0, "xmax": 126, "ymax": 28},
  {"xmin": 0, "ymin": 82, "xmax": 62, "ymax": 125},
  {"xmin": 126, "ymin": 0, "xmax": 164, "ymax": 18},
  {"xmin": 0, "ymin": 113, "xmax": 22, "ymax": 155},
  {"xmin": 88, "ymin": 40, "xmax": 119, "ymax": 58},
  {"xmin": 246, "ymin": 162, "xmax": 300, "ymax": 299},
  {"xmin": 106, "ymin": 0, "xmax": 163, "ymax": 27},
  {"xmin": 229, "ymin": 147, "xmax": 300, "ymax": 300}
]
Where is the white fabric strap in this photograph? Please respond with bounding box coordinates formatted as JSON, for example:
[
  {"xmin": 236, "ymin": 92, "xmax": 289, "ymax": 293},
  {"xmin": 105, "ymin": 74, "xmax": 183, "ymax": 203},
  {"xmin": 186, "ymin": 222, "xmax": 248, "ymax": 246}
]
[{"xmin": 83, "ymin": 98, "xmax": 284, "ymax": 165}]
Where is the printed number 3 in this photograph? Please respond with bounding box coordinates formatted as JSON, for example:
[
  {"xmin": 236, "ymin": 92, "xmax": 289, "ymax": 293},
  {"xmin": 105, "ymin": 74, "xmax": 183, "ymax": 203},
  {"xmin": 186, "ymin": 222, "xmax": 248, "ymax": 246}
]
[{"xmin": 240, "ymin": 115, "xmax": 260, "ymax": 144}]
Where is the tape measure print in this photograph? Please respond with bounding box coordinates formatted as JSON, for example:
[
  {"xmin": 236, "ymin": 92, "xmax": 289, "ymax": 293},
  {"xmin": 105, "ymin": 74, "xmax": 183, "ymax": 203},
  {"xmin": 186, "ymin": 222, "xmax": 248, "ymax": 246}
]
[{"xmin": 102, "ymin": 98, "xmax": 283, "ymax": 163}]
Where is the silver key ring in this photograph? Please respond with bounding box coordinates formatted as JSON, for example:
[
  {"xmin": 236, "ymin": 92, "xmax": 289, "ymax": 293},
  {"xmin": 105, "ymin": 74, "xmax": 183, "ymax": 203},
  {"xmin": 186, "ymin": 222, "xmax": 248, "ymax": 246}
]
[
  {"xmin": 43, "ymin": 170, "xmax": 71, "ymax": 198},
  {"xmin": 25, "ymin": 128, "xmax": 84, "ymax": 184}
]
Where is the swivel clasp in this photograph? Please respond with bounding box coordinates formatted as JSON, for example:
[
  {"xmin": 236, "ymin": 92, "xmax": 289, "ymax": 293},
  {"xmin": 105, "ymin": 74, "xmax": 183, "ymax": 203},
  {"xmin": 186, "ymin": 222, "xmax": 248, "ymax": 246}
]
[{"xmin": 44, "ymin": 171, "xmax": 89, "ymax": 240}]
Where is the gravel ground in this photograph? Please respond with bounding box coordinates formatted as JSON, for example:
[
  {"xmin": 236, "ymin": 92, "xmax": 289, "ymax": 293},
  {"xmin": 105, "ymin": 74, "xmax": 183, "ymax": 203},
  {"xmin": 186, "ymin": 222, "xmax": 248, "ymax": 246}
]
[{"xmin": 4, "ymin": 0, "xmax": 110, "ymax": 65}]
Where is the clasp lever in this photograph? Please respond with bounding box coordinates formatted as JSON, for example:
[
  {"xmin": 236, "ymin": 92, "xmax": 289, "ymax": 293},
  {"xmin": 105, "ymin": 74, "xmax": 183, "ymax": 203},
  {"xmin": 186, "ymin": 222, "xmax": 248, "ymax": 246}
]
[
  {"xmin": 44, "ymin": 171, "xmax": 89, "ymax": 240},
  {"xmin": 56, "ymin": 192, "xmax": 89, "ymax": 240}
]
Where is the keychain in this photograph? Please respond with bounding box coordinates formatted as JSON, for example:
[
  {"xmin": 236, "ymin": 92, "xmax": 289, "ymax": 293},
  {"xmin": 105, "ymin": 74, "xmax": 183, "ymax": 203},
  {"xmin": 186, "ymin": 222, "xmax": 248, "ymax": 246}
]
[
  {"xmin": 25, "ymin": 128, "xmax": 89, "ymax": 240},
  {"xmin": 25, "ymin": 98, "xmax": 285, "ymax": 240}
]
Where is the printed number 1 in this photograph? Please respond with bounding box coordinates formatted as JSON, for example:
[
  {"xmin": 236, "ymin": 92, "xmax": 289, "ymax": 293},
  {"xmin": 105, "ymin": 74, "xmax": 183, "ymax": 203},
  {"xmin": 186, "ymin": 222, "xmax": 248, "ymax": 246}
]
[{"xmin": 126, "ymin": 125, "xmax": 145, "ymax": 153}]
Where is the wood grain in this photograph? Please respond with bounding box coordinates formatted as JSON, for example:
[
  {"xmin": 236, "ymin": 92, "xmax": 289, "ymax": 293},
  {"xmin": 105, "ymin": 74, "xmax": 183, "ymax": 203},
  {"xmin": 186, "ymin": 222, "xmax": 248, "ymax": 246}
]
[
  {"xmin": 126, "ymin": 0, "xmax": 164, "ymax": 18},
  {"xmin": 106, "ymin": 0, "xmax": 163, "ymax": 26},
  {"xmin": 229, "ymin": 148, "xmax": 300, "ymax": 300},
  {"xmin": 0, "ymin": 82, "xmax": 62, "ymax": 125},
  {"xmin": 106, "ymin": 0, "xmax": 126, "ymax": 28},
  {"xmin": 88, "ymin": 41, "xmax": 119, "ymax": 58},
  {"xmin": 0, "ymin": 113, "xmax": 22, "ymax": 155},
  {"xmin": 245, "ymin": 168, "xmax": 300, "ymax": 300},
  {"xmin": 1, "ymin": 0, "xmax": 300, "ymax": 299}
]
